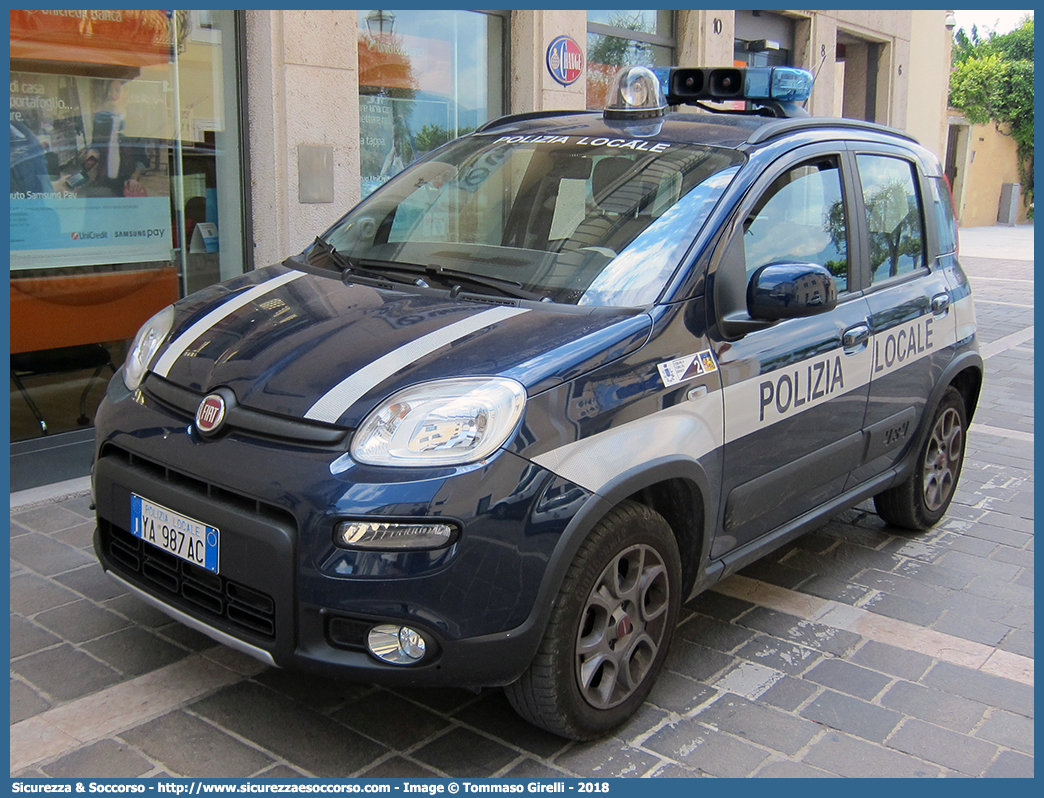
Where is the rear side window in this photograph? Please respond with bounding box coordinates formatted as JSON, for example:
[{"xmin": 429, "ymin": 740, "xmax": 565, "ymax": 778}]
[
  {"xmin": 928, "ymin": 177, "xmax": 958, "ymax": 255},
  {"xmin": 856, "ymin": 155, "xmax": 926, "ymax": 283}
]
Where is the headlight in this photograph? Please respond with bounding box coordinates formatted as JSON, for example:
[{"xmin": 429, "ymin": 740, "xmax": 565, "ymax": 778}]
[
  {"xmin": 123, "ymin": 305, "xmax": 175, "ymax": 391},
  {"xmin": 351, "ymin": 377, "xmax": 526, "ymax": 466}
]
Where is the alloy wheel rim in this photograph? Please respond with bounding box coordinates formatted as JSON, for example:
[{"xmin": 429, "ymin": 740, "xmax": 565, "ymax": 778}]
[
  {"xmin": 575, "ymin": 543, "xmax": 670, "ymax": 709},
  {"xmin": 923, "ymin": 407, "xmax": 963, "ymax": 511}
]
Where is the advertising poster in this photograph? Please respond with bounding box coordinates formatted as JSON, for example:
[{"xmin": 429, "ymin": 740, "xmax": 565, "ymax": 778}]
[
  {"xmin": 359, "ymin": 94, "xmax": 451, "ymax": 197},
  {"xmin": 10, "ymin": 70, "xmax": 173, "ymax": 269}
]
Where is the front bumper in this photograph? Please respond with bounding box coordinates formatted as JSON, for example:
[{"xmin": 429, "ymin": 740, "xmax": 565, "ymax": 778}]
[{"xmin": 92, "ymin": 379, "xmax": 587, "ymax": 688}]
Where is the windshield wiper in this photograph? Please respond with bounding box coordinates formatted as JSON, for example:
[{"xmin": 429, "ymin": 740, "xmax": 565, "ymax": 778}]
[
  {"xmin": 424, "ymin": 264, "xmax": 548, "ymax": 302},
  {"xmin": 356, "ymin": 259, "xmax": 548, "ymax": 302},
  {"xmin": 311, "ymin": 238, "xmax": 420, "ymax": 289},
  {"xmin": 310, "ymin": 237, "xmax": 354, "ymax": 272},
  {"xmin": 311, "ymin": 242, "xmax": 548, "ymax": 302}
]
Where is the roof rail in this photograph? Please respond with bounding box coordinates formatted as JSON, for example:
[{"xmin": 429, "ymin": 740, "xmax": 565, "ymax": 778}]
[
  {"xmin": 747, "ymin": 116, "xmax": 918, "ymax": 146},
  {"xmin": 475, "ymin": 109, "xmax": 595, "ymax": 134}
]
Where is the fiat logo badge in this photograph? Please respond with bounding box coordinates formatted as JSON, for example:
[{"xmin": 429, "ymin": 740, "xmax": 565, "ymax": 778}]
[{"xmin": 195, "ymin": 394, "xmax": 226, "ymax": 435}]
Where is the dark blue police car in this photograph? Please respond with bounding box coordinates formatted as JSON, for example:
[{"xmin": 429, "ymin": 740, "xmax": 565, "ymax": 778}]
[{"xmin": 93, "ymin": 66, "xmax": 982, "ymax": 739}]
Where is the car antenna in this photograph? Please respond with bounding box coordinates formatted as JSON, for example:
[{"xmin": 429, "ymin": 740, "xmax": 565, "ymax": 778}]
[{"xmin": 804, "ymin": 44, "xmax": 829, "ymax": 109}]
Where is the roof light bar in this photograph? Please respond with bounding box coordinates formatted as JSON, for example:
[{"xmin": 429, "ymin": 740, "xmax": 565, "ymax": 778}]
[{"xmin": 652, "ymin": 66, "xmax": 813, "ymax": 107}]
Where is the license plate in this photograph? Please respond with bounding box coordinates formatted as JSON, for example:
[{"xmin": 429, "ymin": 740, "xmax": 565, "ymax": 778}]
[{"xmin": 130, "ymin": 494, "xmax": 220, "ymax": 573}]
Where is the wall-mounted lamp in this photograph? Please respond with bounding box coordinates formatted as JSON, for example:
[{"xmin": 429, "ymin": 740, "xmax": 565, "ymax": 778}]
[{"xmin": 366, "ymin": 9, "xmax": 396, "ymax": 36}]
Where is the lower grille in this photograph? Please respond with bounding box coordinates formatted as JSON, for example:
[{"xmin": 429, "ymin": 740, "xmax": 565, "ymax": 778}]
[{"xmin": 102, "ymin": 520, "xmax": 277, "ymax": 638}]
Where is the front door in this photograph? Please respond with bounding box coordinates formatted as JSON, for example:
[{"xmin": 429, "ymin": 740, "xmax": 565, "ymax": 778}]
[{"xmin": 709, "ymin": 146, "xmax": 873, "ymax": 557}]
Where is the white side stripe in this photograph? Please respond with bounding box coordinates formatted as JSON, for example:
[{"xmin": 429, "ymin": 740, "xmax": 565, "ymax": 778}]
[
  {"xmin": 532, "ymin": 391, "xmax": 725, "ymax": 494},
  {"xmin": 153, "ymin": 271, "xmax": 306, "ymax": 377},
  {"xmin": 304, "ymin": 306, "xmax": 530, "ymax": 423},
  {"xmin": 534, "ymin": 307, "xmax": 967, "ymax": 495}
]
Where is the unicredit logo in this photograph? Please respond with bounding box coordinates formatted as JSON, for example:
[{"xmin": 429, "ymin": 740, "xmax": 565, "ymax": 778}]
[{"xmin": 71, "ymin": 231, "xmax": 108, "ymax": 241}]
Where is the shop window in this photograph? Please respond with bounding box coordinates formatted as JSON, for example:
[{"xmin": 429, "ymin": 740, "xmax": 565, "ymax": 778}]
[
  {"xmin": 587, "ymin": 11, "xmax": 675, "ymax": 110},
  {"xmin": 9, "ymin": 10, "xmax": 247, "ymax": 446},
  {"xmin": 357, "ymin": 9, "xmax": 508, "ymax": 197}
]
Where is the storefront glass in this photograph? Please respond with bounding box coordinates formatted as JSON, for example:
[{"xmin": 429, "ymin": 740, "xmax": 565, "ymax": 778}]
[
  {"xmin": 357, "ymin": 9, "xmax": 507, "ymax": 197},
  {"xmin": 9, "ymin": 10, "xmax": 246, "ymax": 453},
  {"xmin": 587, "ymin": 11, "xmax": 675, "ymax": 109}
]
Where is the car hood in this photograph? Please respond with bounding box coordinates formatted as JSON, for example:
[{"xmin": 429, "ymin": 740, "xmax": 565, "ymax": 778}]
[{"xmin": 149, "ymin": 264, "xmax": 652, "ymax": 428}]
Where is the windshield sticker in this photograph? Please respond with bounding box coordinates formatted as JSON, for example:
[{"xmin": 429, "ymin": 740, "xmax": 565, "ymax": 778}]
[
  {"xmin": 491, "ymin": 134, "xmax": 671, "ymax": 153},
  {"xmin": 575, "ymin": 137, "xmax": 670, "ymax": 152},
  {"xmin": 493, "ymin": 135, "xmax": 572, "ymax": 146},
  {"xmin": 658, "ymin": 350, "xmax": 718, "ymax": 387}
]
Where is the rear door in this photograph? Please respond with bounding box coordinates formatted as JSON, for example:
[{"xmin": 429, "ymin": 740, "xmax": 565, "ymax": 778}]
[{"xmin": 845, "ymin": 148, "xmax": 957, "ymax": 486}]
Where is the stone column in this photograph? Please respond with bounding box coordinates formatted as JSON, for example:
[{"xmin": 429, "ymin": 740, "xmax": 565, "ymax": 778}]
[
  {"xmin": 676, "ymin": 11, "xmax": 735, "ymax": 66},
  {"xmin": 510, "ymin": 10, "xmax": 587, "ymax": 113},
  {"xmin": 246, "ymin": 10, "xmax": 361, "ymax": 267}
]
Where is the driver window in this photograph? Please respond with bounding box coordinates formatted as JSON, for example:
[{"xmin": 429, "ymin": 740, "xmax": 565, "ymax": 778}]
[{"xmin": 743, "ymin": 157, "xmax": 849, "ymax": 292}]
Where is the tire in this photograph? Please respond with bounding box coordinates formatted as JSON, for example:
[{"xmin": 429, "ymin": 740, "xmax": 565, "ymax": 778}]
[
  {"xmin": 874, "ymin": 386, "xmax": 967, "ymax": 531},
  {"xmin": 505, "ymin": 500, "xmax": 681, "ymax": 740}
]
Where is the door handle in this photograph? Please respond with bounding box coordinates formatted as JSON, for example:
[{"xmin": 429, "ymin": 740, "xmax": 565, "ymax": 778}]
[
  {"xmin": 932, "ymin": 293, "xmax": 951, "ymax": 315},
  {"xmin": 843, "ymin": 323, "xmax": 870, "ymax": 353}
]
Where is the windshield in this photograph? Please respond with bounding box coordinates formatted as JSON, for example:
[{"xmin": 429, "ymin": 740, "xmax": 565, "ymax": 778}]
[{"xmin": 321, "ymin": 133, "xmax": 743, "ymax": 306}]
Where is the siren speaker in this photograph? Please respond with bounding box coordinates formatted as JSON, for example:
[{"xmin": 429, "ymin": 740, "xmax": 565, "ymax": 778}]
[
  {"xmin": 668, "ymin": 68, "xmax": 704, "ymax": 99},
  {"xmin": 709, "ymin": 68, "xmax": 743, "ymax": 98}
]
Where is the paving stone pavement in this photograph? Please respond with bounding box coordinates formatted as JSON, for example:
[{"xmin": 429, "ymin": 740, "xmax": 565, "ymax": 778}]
[{"xmin": 9, "ymin": 229, "xmax": 1034, "ymax": 779}]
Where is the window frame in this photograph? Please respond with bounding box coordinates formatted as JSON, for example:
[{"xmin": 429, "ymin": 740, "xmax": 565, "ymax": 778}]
[
  {"xmin": 587, "ymin": 20, "xmax": 675, "ymax": 49},
  {"xmin": 586, "ymin": 11, "xmax": 676, "ymax": 110},
  {"xmin": 847, "ymin": 147, "xmax": 931, "ymax": 293},
  {"xmin": 710, "ymin": 143, "xmax": 862, "ymax": 335}
]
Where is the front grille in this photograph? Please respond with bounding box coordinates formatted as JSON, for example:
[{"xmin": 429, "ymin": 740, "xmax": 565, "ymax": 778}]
[
  {"xmin": 98, "ymin": 444, "xmax": 293, "ymax": 641},
  {"xmin": 100, "ymin": 443, "xmax": 289, "ymax": 521},
  {"xmin": 143, "ymin": 374, "xmax": 350, "ymax": 447},
  {"xmin": 102, "ymin": 519, "xmax": 277, "ymax": 638}
]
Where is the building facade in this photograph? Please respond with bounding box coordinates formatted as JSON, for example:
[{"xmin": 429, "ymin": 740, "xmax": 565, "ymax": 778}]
[{"xmin": 8, "ymin": 9, "xmax": 956, "ymax": 490}]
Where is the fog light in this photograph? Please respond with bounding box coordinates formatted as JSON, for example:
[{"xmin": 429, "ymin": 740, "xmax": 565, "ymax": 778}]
[
  {"xmin": 335, "ymin": 520, "xmax": 455, "ymax": 550},
  {"xmin": 368, "ymin": 624, "xmax": 427, "ymax": 664}
]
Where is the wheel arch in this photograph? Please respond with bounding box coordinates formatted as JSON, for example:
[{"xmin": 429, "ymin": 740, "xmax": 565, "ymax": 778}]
[
  {"xmin": 893, "ymin": 349, "xmax": 982, "ymax": 486},
  {"xmin": 538, "ymin": 457, "xmax": 717, "ymax": 623},
  {"xmin": 949, "ymin": 358, "xmax": 983, "ymax": 423}
]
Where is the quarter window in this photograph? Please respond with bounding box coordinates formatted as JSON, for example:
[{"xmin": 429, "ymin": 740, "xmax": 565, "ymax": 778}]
[
  {"xmin": 856, "ymin": 155, "xmax": 926, "ymax": 282},
  {"xmin": 742, "ymin": 157, "xmax": 849, "ymax": 292},
  {"xmin": 928, "ymin": 176, "xmax": 958, "ymax": 255}
]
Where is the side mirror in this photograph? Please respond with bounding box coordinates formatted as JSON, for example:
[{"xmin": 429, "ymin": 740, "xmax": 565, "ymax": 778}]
[{"xmin": 747, "ymin": 261, "xmax": 838, "ymax": 321}]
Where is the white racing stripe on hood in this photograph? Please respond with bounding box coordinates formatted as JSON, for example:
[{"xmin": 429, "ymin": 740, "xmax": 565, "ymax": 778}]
[
  {"xmin": 153, "ymin": 271, "xmax": 306, "ymax": 378},
  {"xmin": 304, "ymin": 305, "xmax": 530, "ymax": 424}
]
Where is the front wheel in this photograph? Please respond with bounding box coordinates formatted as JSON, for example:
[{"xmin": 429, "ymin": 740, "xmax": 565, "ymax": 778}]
[
  {"xmin": 874, "ymin": 386, "xmax": 967, "ymax": 530},
  {"xmin": 505, "ymin": 501, "xmax": 681, "ymax": 740}
]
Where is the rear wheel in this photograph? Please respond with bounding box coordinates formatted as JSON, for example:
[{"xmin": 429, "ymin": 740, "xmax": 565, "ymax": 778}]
[
  {"xmin": 874, "ymin": 386, "xmax": 967, "ymax": 530},
  {"xmin": 506, "ymin": 501, "xmax": 681, "ymax": 740}
]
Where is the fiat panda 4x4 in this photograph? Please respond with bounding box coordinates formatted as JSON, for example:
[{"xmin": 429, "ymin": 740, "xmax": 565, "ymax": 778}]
[{"xmin": 93, "ymin": 66, "xmax": 982, "ymax": 739}]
